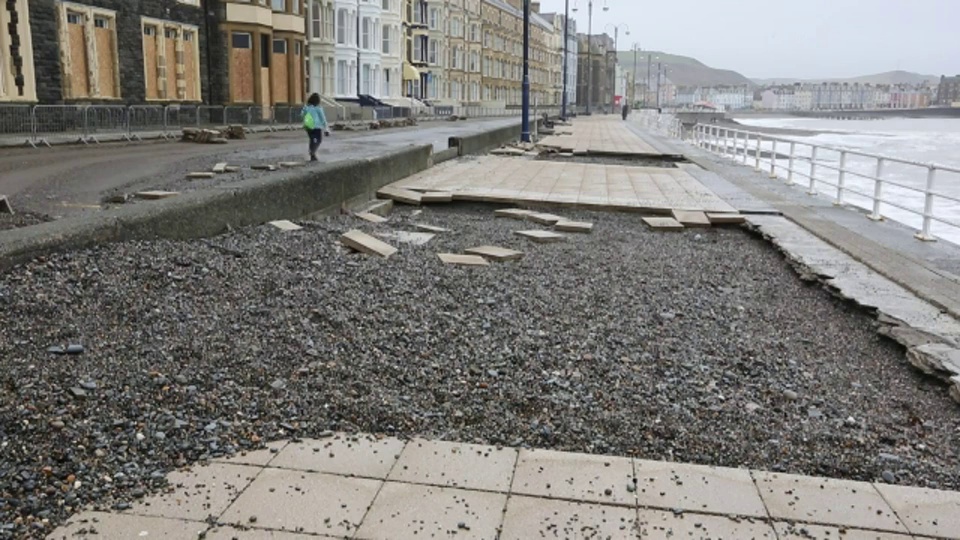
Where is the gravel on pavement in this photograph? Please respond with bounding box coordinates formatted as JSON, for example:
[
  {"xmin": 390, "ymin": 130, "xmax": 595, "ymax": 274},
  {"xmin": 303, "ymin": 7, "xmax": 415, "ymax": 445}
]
[{"xmin": 1, "ymin": 204, "xmax": 958, "ymax": 538}]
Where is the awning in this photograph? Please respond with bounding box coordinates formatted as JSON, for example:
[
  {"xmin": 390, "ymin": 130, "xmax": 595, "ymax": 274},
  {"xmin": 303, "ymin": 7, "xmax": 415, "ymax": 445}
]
[{"xmin": 403, "ymin": 64, "xmax": 421, "ymax": 81}]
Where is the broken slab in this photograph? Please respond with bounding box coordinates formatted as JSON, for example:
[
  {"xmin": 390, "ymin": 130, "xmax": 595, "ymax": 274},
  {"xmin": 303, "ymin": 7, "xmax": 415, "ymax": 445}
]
[
  {"xmin": 356, "ymin": 212, "xmax": 388, "ymax": 224},
  {"xmin": 340, "ymin": 230, "xmax": 398, "ymax": 259},
  {"xmin": 224, "ymin": 166, "xmax": 241, "ymax": 173},
  {"xmin": 420, "ymin": 191, "xmax": 454, "ymax": 203},
  {"xmin": 554, "ymin": 221, "xmax": 593, "ymax": 233},
  {"xmin": 212, "ymin": 162, "xmax": 228, "ymax": 173},
  {"xmin": 437, "ymin": 253, "xmax": 490, "ymax": 266},
  {"xmin": 268, "ymin": 220, "xmax": 302, "ymax": 231},
  {"xmin": 491, "ymin": 147, "xmax": 528, "ymax": 156},
  {"xmin": 414, "ymin": 223, "xmax": 449, "ymax": 233},
  {"xmin": 465, "ymin": 245, "xmax": 525, "ymax": 262},
  {"xmin": 251, "ymin": 164, "xmax": 278, "ymax": 171},
  {"xmin": 363, "ymin": 199, "xmax": 394, "ymax": 217},
  {"xmin": 187, "ymin": 172, "xmax": 216, "ymax": 179},
  {"xmin": 642, "ymin": 217, "xmax": 685, "ymax": 231},
  {"xmin": 527, "ymin": 213, "xmax": 564, "ymax": 226},
  {"xmin": 672, "ymin": 210, "xmax": 712, "ymax": 228},
  {"xmin": 377, "ymin": 187, "xmax": 423, "ymax": 206},
  {"xmin": 515, "ymin": 230, "xmax": 566, "ymax": 243},
  {"xmin": 135, "ymin": 191, "xmax": 180, "ymax": 200},
  {"xmin": 280, "ymin": 161, "xmax": 305, "ymax": 168},
  {"xmin": 707, "ymin": 213, "xmax": 747, "ymax": 225},
  {"xmin": 0, "ymin": 195, "xmax": 13, "ymax": 214},
  {"xmin": 495, "ymin": 208, "xmax": 535, "ymax": 220},
  {"xmin": 376, "ymin": 231, "xmax": 436, "ymax": 246}
]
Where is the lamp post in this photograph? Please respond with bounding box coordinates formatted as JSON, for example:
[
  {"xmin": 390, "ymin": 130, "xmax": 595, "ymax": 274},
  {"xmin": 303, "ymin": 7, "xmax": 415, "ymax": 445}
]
[
  {"xmin": 572, "ymin": 0, "xmax": 608, "ymax": 115},
  {"xmin": 604, "ymin": 23, "xmax": 628, "ymax": 113},
  {"xmin": 631, "ymin": 42, "xmax": 639, "ymax": 107},
  {"xmin": 521, "ymin": 0, "xmax": 531, "ymax": 142},
  {"xmin": 561, "ymin": 0, "xmax": 569, "ymax": 120}
]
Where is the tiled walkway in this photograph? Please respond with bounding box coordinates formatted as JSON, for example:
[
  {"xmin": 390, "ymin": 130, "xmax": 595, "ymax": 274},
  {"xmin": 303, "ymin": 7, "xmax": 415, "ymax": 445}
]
[
  {"xmin": 391, "ymin": 156, "xmax": 740, "ymax": 214},
  {"xmin": 49, "ymin": 435, "xmax": 960, "ymax": 539},
  {"xmin": 539, "ymin": 116, "xmax": 667, "ymax": 156}
]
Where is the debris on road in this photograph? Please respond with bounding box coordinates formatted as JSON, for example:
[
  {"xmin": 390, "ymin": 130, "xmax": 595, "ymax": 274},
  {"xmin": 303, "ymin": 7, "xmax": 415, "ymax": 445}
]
[
  {"xmin": 515, "ymin": 230, "xmax": 566, "ymax": 243},
  {"xmin": 642, "ymin": 217, "xmax": 685, "ymax": 231},
  {"xmin": 377, "ymin": 187, "xmax": 423, "ymax": 206},
  {"xmin": 212, "ymin": 162, "xmax": 229, "ymax": 174},
  {"xmin": 527, "ymin": 213, "xmax": 564, "ymax": 226},
  {"xmin": 135, "ymin": 190, "xmax": 180, "ymax": 200},
  {"xmin": 414, "ymin": 223, "xmax": 449, "ymax": 233},
  {"xmin": 420, "ymin": 191, "xmax": 454, "ymax": 203},
  {"xmin": 340, "ymin": 229, "xmax": 398, "ymax": 258},
  {"xmin": 465, "ymin": 245, "xmax": 524, "ymax": 262},
  {"xmin": 280, "ymin": 161, "xmax": 305, "ymax": 168},
  {"xmin": 494, "ymin": 208, "xmax": 535, "ymax": 220},
  {"xmin": 437, "ymin": 253, "xmax": 490, "ymax": 266},
  {"xmin": 707, "ymin": 213, "xmax": 747, "ymax": 225},
  {"xmin": 268, "ymin": 220, "xmax": 303, "ymax": 231},
  {"xmin": 672, "ymin": 210, "xmax": 712, "ymax": 228},
  {"xmin": 554, "ymin": 221, "xmax": 594, "ymax": 233},
  {"xmin": 356, "ymin": 212, "xmax": 388, "ymax": 224},
  {"xmin": 187, "ymin": 172, "xmax": 216, "ymax": 180},
  {"xmin": 0, "ymin": 195, "xmax": 13, "ymax": 214},
  {"xmin": 251, "ymin": 164, "xmax": 278, "ymax": 172}
]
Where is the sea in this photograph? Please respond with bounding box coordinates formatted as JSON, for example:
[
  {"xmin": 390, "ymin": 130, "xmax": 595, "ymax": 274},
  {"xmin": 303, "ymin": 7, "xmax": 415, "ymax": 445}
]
[{"xmin": 732, "ymin": 116, "xmax": 960, "ymax": 245}]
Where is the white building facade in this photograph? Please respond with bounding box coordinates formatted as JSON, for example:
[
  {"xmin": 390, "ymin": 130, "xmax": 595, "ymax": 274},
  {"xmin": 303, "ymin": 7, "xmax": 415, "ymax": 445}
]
[
  {"xmin": 308, "ymin": 0, "xmax": 336, "ymax": 97},
  {"xmin": 380, "ymin": 0, "xmax": 403, "ymax": 99},
  {"xmin": 357, "ymin": 0, "xmax": 383, "ymax": 97}
]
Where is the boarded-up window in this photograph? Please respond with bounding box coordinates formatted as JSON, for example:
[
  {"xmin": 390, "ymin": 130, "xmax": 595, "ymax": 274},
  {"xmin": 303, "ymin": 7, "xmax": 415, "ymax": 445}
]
[
  {"xmin": 142, "ymin": 18, "xmax": 201, "ymax": 102},
  {"xmin": 59, "ymin": 6, "xmax": 119, "ymax": 99},
  {"xmin": 230, "ymin": 32, "xmax": 254, "ymax": 103}
]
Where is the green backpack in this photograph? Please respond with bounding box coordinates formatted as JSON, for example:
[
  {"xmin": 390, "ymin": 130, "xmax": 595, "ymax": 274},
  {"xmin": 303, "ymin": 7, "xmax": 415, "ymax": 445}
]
[{"xmin": 303, "ymin": 110, "xmax": 316, "ymax": 130}]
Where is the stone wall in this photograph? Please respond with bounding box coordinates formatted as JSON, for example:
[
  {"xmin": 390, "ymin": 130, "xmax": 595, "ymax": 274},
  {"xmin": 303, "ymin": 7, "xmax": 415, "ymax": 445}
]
[{"xmin": 27, "ymin": 0, "xmax": 222, "ymax": 104}]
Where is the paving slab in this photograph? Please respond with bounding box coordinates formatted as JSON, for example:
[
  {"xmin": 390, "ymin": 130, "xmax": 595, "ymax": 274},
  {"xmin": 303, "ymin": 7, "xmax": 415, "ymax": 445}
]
[
  {"xmin": 511, "ymin": 448, "xmax": 636, "ymax": 506},
  {"xmin": 527, "ymin": 212, "xmax": 564, "ymax": 225},
  {"xmin": 375, "ymin": 231, "xmax": 435, "ymax": 246},
  {"xmin": 773, "ymin": 522, "xmax": 914, "ymax": 539},
  {"xmin": 135, "ymin": 190, "xmax": 180, "ymax": 200},
  {"xmin": 753, "ymin": 471, "xmax": 907, "ymax": 534},
  {"xmin": 270, "ymin": 434, "xmax": 405, "ymax": 478},
  {"xmin": 187, "ymin": 172, "xmax": 216, "ymax": 179},
  {"xmin": 554, "ymin": 221, "xmax": 594, "ymax": 233},
  {"xmin": 499, "ymin": 496, "xmax": 638, "ymax": 540},
  {"xmin": 420, "ymin": 191, "xmax": 454, "ymax": 203},
  {"xmin": 707, "ymin": 212, "xmax": 747, "ymax": 225},
  {"xmin": 362, "ymin": 199, "xmax": 394, "ymax": 217},
  {"xmin": 212, "ymin": 162, "xmax": 228, "ymax": 174},
  {"xmin": 127, "ymin": 463, "xmax": 260, "ymax": 521},
  {"xmin": 49, "ymin": 512, "xmax": 209, "ymax": 539},
  {"xmin": 340, "ymin": 230, "xmax": 398, "ymax": 259},
  {"xmin": 413, "ymin": 223, "xmax": 449, "ymax": 233},
  {"xmin": 671, "ymin": 210, "xmax": 712, "ymax": 228},
  {"xmin": 495, "ymin": 208, "xmax": 536, "ymax": 219},
  {"xmin": 268, "ymin": 220, "xmax": 302, "ymax": 231},
  {"xmin": 377, "ymin": 187, "xmax": 423, "ymax": 205},
  {"xmin": 874, "ymin": 483, "xmax": 960, "ymax": 538},
  {"xmin": 437, "ymin": 253, "xmax": 490, "ymax": 266},
  {"xmin": 355, "ymin": 212, "xmax": 388, "ymax": 224},
  {"xmin": 212, "ymin": 441, "xmax": 288, "ymax": 467},
  {"xmin": 388, "ymin": 439, "xmax": 517, "ymax": 492},
  {"xmin": 224, "ymin": 166, "xmax": 240, "ymax": 173},
  {"xmin": 515, "ymin": 230, "xmax": 566, "ymax": 243},
  {"xmin": 205, "ymin": 526, "xmax": 319, "ymax": 539},
  {"xmin": 220, "ymin": 468, "xmax": 381, "ymax": 537},
  {"xmin": 636, "ymin": 509, "xmax": 777, "ymax": 539},
  {"xmin": 464, "ymin": 245, "xmax": 525, "ymax": 262},
  {"xmin": 251, "ymin": 164, "xmax": 278, "ymax": 171},
  {"xmin": 642, "ymin": 217, "xmax": 684, "ymax": 231},
  {"xmin": 633, "ymin": 460, "xmax": 767, "ymax": 518},
  {"xmin": 354, "ymin": 482, "xmax": 507, "ymax": 540},
  {"xmin": 0, "ymin": 195, "xmax": 12, "ymax": 214},
  {"xmin": 279, "ymin": 161, "xmax": 304, "ymax": 168}
]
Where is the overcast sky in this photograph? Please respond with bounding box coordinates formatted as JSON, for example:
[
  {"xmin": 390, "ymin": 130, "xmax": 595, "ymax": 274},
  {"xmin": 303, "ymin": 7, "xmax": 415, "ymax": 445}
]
[{"xmin": 537, "ymin": 0, "xmax": 960, "ymax": 79}]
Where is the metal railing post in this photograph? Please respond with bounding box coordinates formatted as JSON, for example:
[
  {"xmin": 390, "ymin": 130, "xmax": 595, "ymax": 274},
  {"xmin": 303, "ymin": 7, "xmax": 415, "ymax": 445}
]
[
  {"xmin": 835, "ymin": 150, "xmax": 847, "ymax": 205},
  {"xmin": 808, "ymin": 146, "xmax": 818, "ymax": 195},
  {"xmin": 869, "ymin": 158, "xmax": 885, "ymax": 221},
  {"xmin": 769, "ymin": 139, "xmax": 778, "ymax": 177},
  {"xmin": 916, "ymin": 166, "xmax": 937, "ymax": 241},
  {"xmin": 787, "ymin": 141, "xmax": 796, "ymax": 184},
  {"xmin": 754, "ymin": 134, "xmax": 762, "ymax": 170},
  {"xmin": 742, "ymin": 131, "xmax": 749, "ymax": 164}
]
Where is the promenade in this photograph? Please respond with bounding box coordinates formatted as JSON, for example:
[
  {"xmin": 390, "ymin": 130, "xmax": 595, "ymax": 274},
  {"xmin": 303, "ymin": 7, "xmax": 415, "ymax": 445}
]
[{"xmin": 1, "ymin": 115, "xmax": 956, "ymax": 539}]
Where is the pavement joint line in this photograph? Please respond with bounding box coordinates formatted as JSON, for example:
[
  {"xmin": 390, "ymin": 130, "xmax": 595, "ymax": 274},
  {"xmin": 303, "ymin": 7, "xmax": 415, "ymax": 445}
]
[{"xmin": 349, "ymin": 438, "xmax": 409, "ymax": 538}]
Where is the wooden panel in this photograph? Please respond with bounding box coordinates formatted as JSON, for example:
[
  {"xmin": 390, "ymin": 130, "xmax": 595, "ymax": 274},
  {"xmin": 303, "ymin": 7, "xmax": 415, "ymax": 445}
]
[
  {"xmin": 94, "ymin": 27, "xmax": 116, "ymax": 97},
  {"xmin": 68, "ymin": 24, "xmax": 89, "ymax": 97},
  {"xmin": 230, "ymin": 42, "xmax": 254, "ymax": 102},
  {"xmin": 292, "ymin": 44, "xmax": 302, "ymax": 104},
  {"xmin": 272, "ymin": 52, "xmax": 289, "ymax": 104},
  {"xmin": 260, "ymin": 67, "xmax": 271, "ymax": 108},
  {"xmin": 183, "ymin": 37, "xmax": 198, "ymax": 101},
  {"xmin": 165, "ymin": 32, "xmax": 177, "ymax": 100},
  {"xmin": 143, "ymin": 30, "xmax": 158, "ymax": 100}
]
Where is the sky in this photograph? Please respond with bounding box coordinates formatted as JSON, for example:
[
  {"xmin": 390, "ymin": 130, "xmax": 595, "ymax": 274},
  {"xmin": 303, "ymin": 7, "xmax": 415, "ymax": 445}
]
[{"xmin": 536, "ymin": 0, "xmax": 960, "ymax": 80}]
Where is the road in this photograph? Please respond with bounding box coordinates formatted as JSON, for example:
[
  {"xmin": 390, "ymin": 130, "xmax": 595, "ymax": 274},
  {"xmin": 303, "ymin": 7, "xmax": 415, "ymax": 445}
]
[{"xmin": 0, "ymin": 118, "xmax": 517, "ymax": 223}]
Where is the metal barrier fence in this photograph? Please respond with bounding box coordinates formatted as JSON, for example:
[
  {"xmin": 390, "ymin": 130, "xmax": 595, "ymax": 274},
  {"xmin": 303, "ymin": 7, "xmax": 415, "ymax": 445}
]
[
  {"xmin": 689, "ymin": 123, "xmax": 960, "ymax": 243},
  {"xmin": 0, "ymin": 104, "xmax": 565, "ymax": 147}
]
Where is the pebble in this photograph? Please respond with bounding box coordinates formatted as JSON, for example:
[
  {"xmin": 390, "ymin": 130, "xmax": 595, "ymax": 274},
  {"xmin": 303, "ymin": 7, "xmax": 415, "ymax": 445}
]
[
  {"xmin": 783, "ymin": 389, "xmax": 799, "ymax": 401},
  {"xmin": 68, "ymin": 387, "xmax": 87, "ymax": 398},
  {"xmin": 65, "ymin": 344, "xmax": 85, "ymax": 355},
  {"xmin": 47, "ymin": 346, "xmax": 65, "ymax": 355},
  {"xmin": 882, "ymin": 471, "xmax": 896, "ymax": 484}
]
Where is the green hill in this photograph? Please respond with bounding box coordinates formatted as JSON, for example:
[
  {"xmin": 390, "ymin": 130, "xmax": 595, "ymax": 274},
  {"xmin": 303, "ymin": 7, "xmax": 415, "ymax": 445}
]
[{"xmin": 615, "ymin": 50, "xmax": 754, "ymax": 87}]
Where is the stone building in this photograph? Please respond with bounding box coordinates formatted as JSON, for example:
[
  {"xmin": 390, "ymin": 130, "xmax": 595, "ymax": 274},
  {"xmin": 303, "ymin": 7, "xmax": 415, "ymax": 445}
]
[
  {"xmin": 576, "ymin": 33, "xmax": 614, "ymax": 112},
  {"xmin": 0, "ymin": 0, "xmax": 38, "ymax": 103},
  {"xmin": 937, "ymin": 75, "xmax": 960, "ymax": 106}
]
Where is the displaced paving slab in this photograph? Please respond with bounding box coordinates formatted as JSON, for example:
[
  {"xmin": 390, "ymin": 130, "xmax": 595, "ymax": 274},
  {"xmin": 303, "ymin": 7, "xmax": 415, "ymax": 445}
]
[
  {"xmin": 376, "ymin": 231, "xmax": 436, "ymax": 246},
  {"xmin": 363, "ymin": 199, "xmax": 394, "ymax": 217},
  {"xmin": 251, "ymin": 164, "xmax": 278, "ymax": 171},
  {"xmin": 515, "ymin": 230, "xmax": 566, "ymax": 243},
  {"xmin": 341, "ymin": 230, "xmax": 398, "ymax": 259},
  {"xmin": 135, "ymin": 190, "xmax": 180, "ymax": 200},
  {"xmin": 268, "ymin": 220, "xmax": 303, "ymax": 231},
  {"xmin": 465, "ymin": 245, "xmax": 525, "ymax": 262},
  {"xmin": 224, "ymin": 165, "xmax": 241, "ymax": 173},
  {"xmin": 377, "ymin": 187, "xmax": 423, "ymax": 206},
  {"xmin": 707, "ymin": 212, "xmax": 747, "ymax": 225},
  {"xmin": 642, "ymin": 217, "xmax": 684, "ymax": 231},
  {"xmin": 413, "ymin": 223, "xmax": 449, "ymax": 233},
  {"xmin": 279, "ymin": 161, "xmax": 305, "ymax": 168},
  {"xmin": 0, "ymin": 195, "xmax": 13, "ymax": 214},
  {"xmin": 495, "ymin": 208, "xmax": 535, "ymax": 219},
  {"xmin": 437, "ymin": 253, "xmax": 490, "ymax": 266},
  {"xmin": 527, "ymin": 213, "xmax": 564, "ymax": 226},
  {"xmin": 554, "ymin": 221, "xmax": 593, "ymax": 233},
  {"xmin": 187, "ymin": 172, "xmax": 216, "ymax": 179},
  {"xmin": 356, "ymin": 212, "xmax": 388, "ymax": 224},
  {"xmin": 421, "ymin": 191, "xmax": 454, "ymax": 203},
  {"xmin": 212, "ymin": 162, "xmax": 228, "ymax": 174},
  {"xmin": 672, "ymin": 210, "xmax": 711, "ymax": 228}
]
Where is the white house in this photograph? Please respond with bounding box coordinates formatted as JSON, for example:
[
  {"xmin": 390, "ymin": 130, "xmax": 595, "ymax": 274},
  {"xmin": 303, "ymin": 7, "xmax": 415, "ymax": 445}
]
[
  {"xmin": 357, "ymin": 0, "xmax": 383, "ymax": 97},
  {"xmin": 379, "ymin": 0, "xmax": 403, "ymax": 99},
  {"xmin": 308, "ymin": 0, "xmax": 336, "ymax": 98}
]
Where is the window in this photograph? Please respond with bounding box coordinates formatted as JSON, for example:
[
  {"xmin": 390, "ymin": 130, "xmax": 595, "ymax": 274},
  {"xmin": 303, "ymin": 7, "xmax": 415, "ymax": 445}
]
[
  {"xmin": 261, "ymin": 34, "xmax": 271, "ymax": 67},
  {"xmin": 382, "ymin": 0, "xmax": 389, "ymax": 8},
  {"xmin": 232, "ymin": 32, "xmax": 252, "ymax": 49},
  {"xmin": 429, "ymin": 8, "xmax": 438, "ymax": 29},
  {"xmin": 381, "ymin": 25, "xmax": 390, "ymax": 54},
  {"xmin": 311, "ymin": 1, "xmax": 322, "ymax": 39},
  {"xmin": 143, "ymin": 26, "xmax": 156, "ymax": 36},
  {"xmin": 67, "ymin": 12, "xmax": 82, "ymax": 24},
  {"xmin": 272, "ymin": 0, "xmax": 285, "ymax": 12},
  {"xmin": 337, "ymin": 60, "xmax": 347, "ymax": 95},
  {"xmin": 273, "ymin": 39, "xmax": 287, "ymax": 54},
  {"xmin": 362, "ymin": 17, "xmax": 371, "ymax": 49},
  {"xmin": 184, "ymin": 31, "xmax": 194, "ymax": 42},
  {"xmin": 383, "ymin": 68, "xmax": 390, "ymax": 96},
  {"xmin": 337, "ymin": 9, "xmax": 347, "ymax": 44},
  {"xmin": 324, "ymin": 6, "xmax": 334, "ymax": 39},
  {"xmin": 94, "ymin": 16, "xmax": 110, "ymax": 28},
  {"xmin": 165, "ymin": 28, "xmax": 178, "ymax": 39},
  {"xmin": 428, "ymin": 40, "xmax": 437, "ymax": 64}
]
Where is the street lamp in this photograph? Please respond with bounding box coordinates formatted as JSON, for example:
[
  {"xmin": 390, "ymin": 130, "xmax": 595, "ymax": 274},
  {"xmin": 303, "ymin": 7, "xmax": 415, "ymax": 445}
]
[
  {"xmin": 604, "ymin": 23, "xmax": 629, "ymax": 113},
  {"xmin": 561, "ymin": 0, "xmax": 570, "ymax": 120},
  {"xmin": 521, "ymin": 0, "xmax": 531, "ymax": 142},
  {"xmin": 630, "ymin": 43, "xmax": 640, "ymax": 107},
  {"xmin": 572, "ymin": 0, "xmax": 608, "ymax": 115}
]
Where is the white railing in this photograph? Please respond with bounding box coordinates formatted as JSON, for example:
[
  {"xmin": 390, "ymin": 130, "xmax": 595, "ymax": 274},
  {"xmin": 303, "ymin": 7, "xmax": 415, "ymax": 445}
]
[
  {"xmin": 634, "ymin": 110, "xmax": 684, "ymax": 139},
  {"xmin": 688, "ymin": 124, "xmax": 960, "ymax": 242}
]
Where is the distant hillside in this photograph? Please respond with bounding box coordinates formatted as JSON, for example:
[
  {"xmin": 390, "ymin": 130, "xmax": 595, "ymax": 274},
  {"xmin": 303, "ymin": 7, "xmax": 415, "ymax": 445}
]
[
  {"xmin": 752, "ymin": 70, "xmax": 939, "ymax": 86},
  {"xmin": 615, "ymin": 50, "xmax": 753, "ymax": 88}
]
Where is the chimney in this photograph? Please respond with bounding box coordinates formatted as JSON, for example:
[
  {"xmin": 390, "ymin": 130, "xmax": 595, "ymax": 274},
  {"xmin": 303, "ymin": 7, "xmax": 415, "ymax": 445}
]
[{"xmin": 531, "ymin": 1, "xmax": 540, "ymax": 13}]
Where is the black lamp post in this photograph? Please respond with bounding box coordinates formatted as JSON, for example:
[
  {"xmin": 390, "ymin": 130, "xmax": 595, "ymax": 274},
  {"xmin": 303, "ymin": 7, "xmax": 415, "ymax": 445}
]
[
  {"xmin": 572, "ymin": 0, "xmax": 608, "ymax": 115},
  {"xmin": 561, "ymin": 0, "xmax": 569, "ymax": 120},
  {"xmin": 521, "ymin": 0, "xmax": 531, "ymax": 142}
]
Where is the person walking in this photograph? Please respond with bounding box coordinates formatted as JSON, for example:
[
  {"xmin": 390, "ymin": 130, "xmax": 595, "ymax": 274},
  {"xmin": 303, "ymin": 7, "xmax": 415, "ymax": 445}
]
[{"xmin": 302, "ymin": 93, "xmax": 330, "ymax": 162}]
